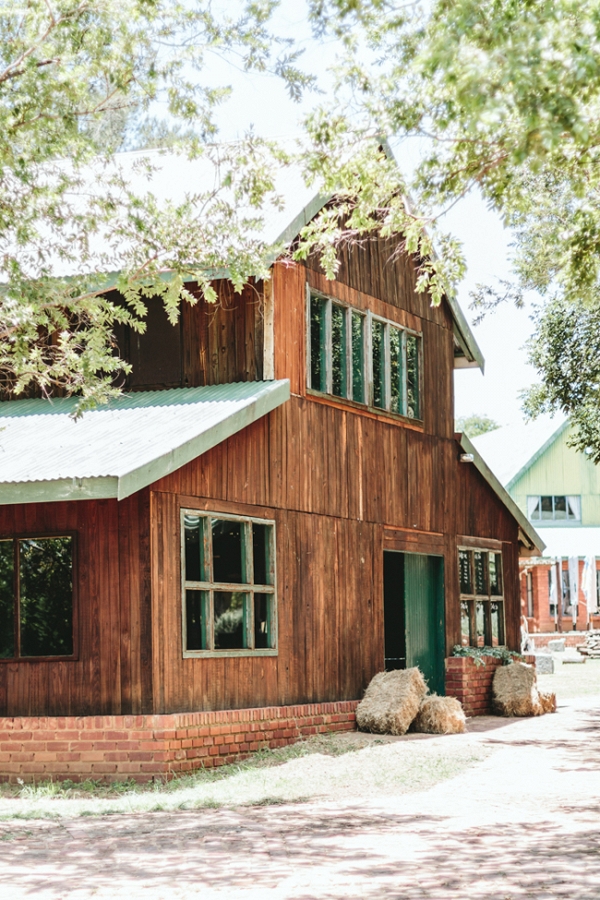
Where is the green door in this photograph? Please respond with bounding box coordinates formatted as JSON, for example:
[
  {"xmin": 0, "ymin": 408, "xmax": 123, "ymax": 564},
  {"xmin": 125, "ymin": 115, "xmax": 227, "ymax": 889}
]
[{"xmin": 384, "ymin": 551, "xmax": 445, "ymax": 695}]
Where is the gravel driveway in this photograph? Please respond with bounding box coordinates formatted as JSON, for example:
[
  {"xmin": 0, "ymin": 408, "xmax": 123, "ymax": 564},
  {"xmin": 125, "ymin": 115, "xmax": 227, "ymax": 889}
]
[{"xmin": 2, "ymin": 696, "xmax": 600, "ymax": 899}]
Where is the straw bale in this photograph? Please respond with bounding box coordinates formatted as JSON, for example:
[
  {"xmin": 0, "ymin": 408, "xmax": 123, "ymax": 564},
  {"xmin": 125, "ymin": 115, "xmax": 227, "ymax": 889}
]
[
  {"xmin": 540, "ymin": 691, "xmax": 557, "ymax": 714},
  {"xmin": 356, "ymin": 668, "xmax": 428, "ymax": 735},
  {"xmin": 492, "ymin": 662, "xmax": 544, "ymax": 717},
  {"xmin": 412, "ymin": 695, "xmax": 466, "ymax": 734}
]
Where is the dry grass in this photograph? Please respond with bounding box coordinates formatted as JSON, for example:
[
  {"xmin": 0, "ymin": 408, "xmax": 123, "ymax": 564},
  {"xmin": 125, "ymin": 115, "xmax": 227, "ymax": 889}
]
[
  {"xmin": 493, "ymin": 662, "xmax": 544, "ymax": 717},
  {"xmin": 413, "ymin": 695, "xmax": 466, "ymax": 734},
  {"xmin": 356, "ymin": 668, "xmax": 427, "ymax": 735},
  {"xmin": 0, "ymin": 730, "xmax": 487, "ymax": 821}
]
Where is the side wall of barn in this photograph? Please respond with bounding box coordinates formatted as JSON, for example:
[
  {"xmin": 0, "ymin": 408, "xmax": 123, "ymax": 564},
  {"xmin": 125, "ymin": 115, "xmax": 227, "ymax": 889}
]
[{"xmin": 0, "ymin": 493, "xmax": 152, "ymax": 717}]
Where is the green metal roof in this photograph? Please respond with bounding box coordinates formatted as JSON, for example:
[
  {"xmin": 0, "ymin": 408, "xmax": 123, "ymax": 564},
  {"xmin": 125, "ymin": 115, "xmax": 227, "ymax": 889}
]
[{"xmin": 0, "ymin": 381, "xmax": 289, "ymax": 504}]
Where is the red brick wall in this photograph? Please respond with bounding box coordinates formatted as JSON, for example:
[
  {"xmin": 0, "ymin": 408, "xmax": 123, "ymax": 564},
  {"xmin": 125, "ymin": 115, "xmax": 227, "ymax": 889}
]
[
  {"xmin": 520, "ymin": 560, "xmax": 599, "ymax": 633},
  {"xmin": 0, "ymin": 700, "xmax": 358, "ymax": 784},
  {"xmin": 445, "ymin": 655, "xmax": 536, "ymax": 717}
]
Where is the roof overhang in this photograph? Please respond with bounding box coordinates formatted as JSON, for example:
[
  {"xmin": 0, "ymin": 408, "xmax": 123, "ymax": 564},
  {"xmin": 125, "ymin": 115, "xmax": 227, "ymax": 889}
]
[
  {"xmin": 0, "ymin": 380, "xmax": 290, "ymax": 505},
  {"xmin": 457, "ymin": 432, "xmax": 545, "ymax": 556}
]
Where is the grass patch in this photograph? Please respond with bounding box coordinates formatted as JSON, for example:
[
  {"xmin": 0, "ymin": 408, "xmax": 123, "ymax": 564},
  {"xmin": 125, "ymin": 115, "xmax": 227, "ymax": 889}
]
[
  {"xmin": 0, "ymin": 732, "xmax": 379, "ymax": 803},
  {"xmin": 538, "ymin": 656, "xmax": 600, "ymax": 701},
  {"xmin": 0, "ymin": 731, "xmax": 487, "ymax": 820}
]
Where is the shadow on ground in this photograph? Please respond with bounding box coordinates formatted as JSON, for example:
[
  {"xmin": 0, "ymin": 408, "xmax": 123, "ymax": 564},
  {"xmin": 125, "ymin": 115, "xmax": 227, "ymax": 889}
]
[{"xmin": 1, "ymin": 799, "xmax": 599, "ymax": 899}]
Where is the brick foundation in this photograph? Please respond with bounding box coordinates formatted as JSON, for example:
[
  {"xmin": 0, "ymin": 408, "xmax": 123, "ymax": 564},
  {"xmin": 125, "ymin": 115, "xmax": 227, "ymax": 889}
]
[
  {"xmin": 0, "ymin": 700, "xmax": 358, "ymax": 784},
  {"xmin": 445, "ymin": 655, "xmax": 536, "ymax": 717}
]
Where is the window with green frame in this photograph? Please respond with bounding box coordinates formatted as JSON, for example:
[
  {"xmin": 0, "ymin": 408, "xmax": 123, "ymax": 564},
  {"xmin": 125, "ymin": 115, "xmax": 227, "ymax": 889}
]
[
  {"xmin": 182, "ymin": 511, "xmax": 277, "ymax": 656},
  {"xmin": 459, "ymin": 547, "xmax": 505, "ymax": 649},
  {"xmin": 308, "ymin": 291, "xmax": 422, "ymax": 418}
]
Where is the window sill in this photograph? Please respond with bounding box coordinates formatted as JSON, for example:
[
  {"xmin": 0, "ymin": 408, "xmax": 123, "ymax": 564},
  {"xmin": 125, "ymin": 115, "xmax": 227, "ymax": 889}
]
[
  {"xmin": 183, "ymin": 649, "xmax": 278, "ymax": 659},
  {"xmin": 305, "ymin": 388, "xmax": 424, "ymax": 428},
  {"xmin": 529, "ymin": 521, "xmax": 583, "ymax": 527}
]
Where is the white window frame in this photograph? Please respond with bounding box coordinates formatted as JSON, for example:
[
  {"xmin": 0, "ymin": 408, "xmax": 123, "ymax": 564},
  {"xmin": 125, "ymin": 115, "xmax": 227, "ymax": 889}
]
[
  {"xmin": 306, "ymin": 285, "xmax": 423, "ymax": 420},
  {"xmin": 527, "ymin": 495, "xmax": 581, "ymax": 524},
  {"xmin": 181, "ymin": 509, "xmax": 278, "ymax": 658}
]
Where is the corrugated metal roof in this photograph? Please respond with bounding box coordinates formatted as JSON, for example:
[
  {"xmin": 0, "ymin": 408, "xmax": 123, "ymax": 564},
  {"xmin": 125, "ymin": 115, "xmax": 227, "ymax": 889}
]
[
  {"xmin": 0, "ymin": 380, "xmax": 289, "ymax": 504},
  {"xmin": 532, "ymin": 527, "xmax": 600, "ymax": 559},
  {"xmin": 471, "ymin": 415, "xmax": 568, "ymax": 488}
]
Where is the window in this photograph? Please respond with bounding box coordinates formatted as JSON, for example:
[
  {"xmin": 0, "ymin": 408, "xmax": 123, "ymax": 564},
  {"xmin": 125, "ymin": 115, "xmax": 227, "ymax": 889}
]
[
  {"xmin": 308, "ymin": 291, "xmax": 422, "ymax": 419},
  {"xmin": 182, "ymin": 511, "xmax": 277, "ymax": 656},
  {"xmin": 0, "ymin": 536, "xmax": 74, "ymax": 660},
  {"xmin": 527, "ymin": 495, "xmax": 581, "ymax": 523},
  {"xmin": 526, "ymin": 570, "xmax": 534, "ymax": 618},
  {"xmin": 459, "ymin": 547, "xmax": 505, "ymax": 648}
]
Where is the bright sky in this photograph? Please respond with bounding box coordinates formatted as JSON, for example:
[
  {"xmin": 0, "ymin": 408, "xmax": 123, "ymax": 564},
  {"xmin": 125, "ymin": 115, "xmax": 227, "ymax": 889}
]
[{"xmin": 205, "ymin": 2, "xmax": 539, "ymax": 428}]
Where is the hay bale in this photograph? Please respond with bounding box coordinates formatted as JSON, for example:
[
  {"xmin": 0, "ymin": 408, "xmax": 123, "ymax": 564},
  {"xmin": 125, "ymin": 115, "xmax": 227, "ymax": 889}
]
[
  {"xmin": 492, "ymin": 662, "xmax": 544, "ymax": 717},
  {"xmin": 540, "ymin": 691, "xmax": 557, "ymax": 714},
  {"xmin": 356, "ymin": 668, "xmax": 428, "ymax": 735},
  {"xmin": 412, "ymin": 695, "xmax": 466, "ymax": 734}
]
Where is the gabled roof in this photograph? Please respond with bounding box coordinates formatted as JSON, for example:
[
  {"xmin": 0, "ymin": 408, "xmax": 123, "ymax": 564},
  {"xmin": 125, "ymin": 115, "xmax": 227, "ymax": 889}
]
[
  {"xmin": 56, "ymin": 146, "xmax": 484, "ymax": 371},
  {"xmin": 471, "ymin": 415, "xmax": 568, "ymax": 490},
  {"xmin": 458, "ymin": 433, "xmax": 545, "ymax": 554},
  {"xmin": 0, "ymin": 381, "xmax": 289, "ymax": 504}
]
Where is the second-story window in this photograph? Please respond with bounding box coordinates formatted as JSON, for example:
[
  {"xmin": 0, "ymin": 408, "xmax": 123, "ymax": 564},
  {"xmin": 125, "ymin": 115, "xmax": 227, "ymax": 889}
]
[
  {"xmin": 308, "ymin": 291, "xmax": 422, "ymax": 419},
  {"xmin": 527, "ymin": 495, "xmax": 581, "ymax": 523}
]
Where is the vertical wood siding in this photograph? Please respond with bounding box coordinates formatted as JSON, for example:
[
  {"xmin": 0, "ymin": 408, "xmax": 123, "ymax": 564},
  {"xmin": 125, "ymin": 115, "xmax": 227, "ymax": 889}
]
[
  {"xmin": 1, "ymin": 236, "xmax": 522, "ymax": 716},
  {"xmin": 0, "ymin": 492, "xmax": 151, "ymax": 717}
]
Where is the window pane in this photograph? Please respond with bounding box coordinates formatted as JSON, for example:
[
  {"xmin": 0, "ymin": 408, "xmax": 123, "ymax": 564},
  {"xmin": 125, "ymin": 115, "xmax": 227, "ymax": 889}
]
[
  {"xmin": 406, "ymin": 335, "xmax": 420, "ymax": 419},
  {"xmin": 372, "ymin": 319, "xmax": 385, "ymax": 408},
  {"xmin": 458, "ymin": 549, "xmax": 472, "ymax": 594},
  {"xmin": 19, "ymin": 537, "xmax": 73, "ymax": 657},
  {"xmin": 254, "ymin": 593, "xmax": 271, "ymax": 649},
  {"xmin": 184, "ymin": 515, "xmax": 203, "ymax": 582},
  {"xmin": 567, "ymin": 496, "xmax": 581, "ymax": 520},
  {"xmin": 476, "ymin": 601, "xmax": 486, "ymax": 647},
  {"xmin": 186, "ymin": 590, "xmax": 208, "ymax": 651},
  {"xmin": 541, "ymin": 496, "xmax": 553, "ymax": 520},
  {"xmin": 310, "ymin": 296, "xmax": 326, "ymax": 391},
  {"xmin": 549, "ymin": 569, "xmax": 557, "ymax": 616},
  {"xmin": 489, "ymin": 552, "xmax": 503, "ymax": 596},
  {"xmin": 0, "ymin": 541, "xmax": 14, "ymax": 659},
  {"xmin": 212, "ymin": 519, "xmax": 243, "ymax": 584},
  {"xmin": 528, "ymin": 497, "xmax": 541, "ymax": 520},
  {"xmin": 252, "ymin": 523, "xmax": 272, "ymax": 586},
  {"xmin": 554, "ymin": 495, "xmax": 567, "ymax": 520},
  {"xmin": 491, "ymin": 601, "xmax": 505, "ymax": 646},
  {"xmin": 214, "ymin": 591, "xmax": 247, "ymax": 650},
  {"xmin": 474, "ymin": 551, "xmax": 486, "ymax": 595},
  {"xmin": 351, "ymin": 312, "xmax": 364, "ymax": 402},
  {"xmin": 331, "ymin": 304, "xmax": 347, "ymax": 397},
  {"xmin": 460, "ymin": 600, "xmax": 471, "ymax": 647},
  {"xmin": 389, "ymin": 327, "xmax": 402, "ymax": 414}
]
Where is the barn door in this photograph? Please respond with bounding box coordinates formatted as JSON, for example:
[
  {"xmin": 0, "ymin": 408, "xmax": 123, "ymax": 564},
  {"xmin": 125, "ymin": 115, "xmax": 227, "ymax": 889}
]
[{"xmin": 383, "ymin": 551, "xmax": 445, "ymax": 695}]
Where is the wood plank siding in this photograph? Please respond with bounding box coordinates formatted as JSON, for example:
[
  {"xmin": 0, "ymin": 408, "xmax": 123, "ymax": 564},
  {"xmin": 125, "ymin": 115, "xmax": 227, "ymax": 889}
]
[
  {"xmin": 0, "ymin": 235, "xmax": 522, "ymax": 716},
  {"xmin": 0, "ymin": 493, "xmax": 151, "ymax": 717},
  {"xmin": 114, "ymin": 280, "xmax": 264, "ymax": 391}
]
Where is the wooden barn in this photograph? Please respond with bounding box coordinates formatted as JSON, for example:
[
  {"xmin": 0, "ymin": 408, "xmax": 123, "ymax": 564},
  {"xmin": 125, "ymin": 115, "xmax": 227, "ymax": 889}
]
[{"xmin": 0, "ymin": 156, "xmax": 543, "ymax": 781}]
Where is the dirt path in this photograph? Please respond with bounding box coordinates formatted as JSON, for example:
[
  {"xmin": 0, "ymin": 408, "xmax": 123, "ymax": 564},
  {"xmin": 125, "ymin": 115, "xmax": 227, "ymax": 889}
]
[{"xmin": 2, "ymin": 698, "xmax": 600, "ymax": 899}]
